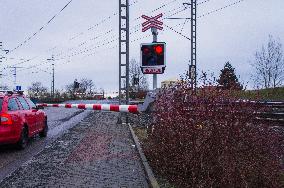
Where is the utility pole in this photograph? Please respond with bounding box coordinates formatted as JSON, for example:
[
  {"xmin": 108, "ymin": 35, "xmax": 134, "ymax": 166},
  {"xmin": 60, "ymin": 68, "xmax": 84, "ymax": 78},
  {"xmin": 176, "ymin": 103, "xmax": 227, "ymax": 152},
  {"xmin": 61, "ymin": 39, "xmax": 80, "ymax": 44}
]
[
  {"xmin": 183, "ymin": 1, "xmax": 197, "ymax": 90},
  {"xmin": 167, "ymin": 2, "xmax": 197, "ymax": 91},
  {"xmin": 47, "ymin": 56, "xmax": 55, "ymax": 98},
  {"xmin": 52, "ymin": 63, "xmax": 55, "ymax": 98},
  {"xmin": 0, "ymin": 42, "xmax": 3, "ymax": 87},
  {"xmin": 0, "ymin": 42, "xmax": 9, "ymax": 88},
  {"xmin": 6, "ymin": 66, "xmax": 23, "ymax": 89}
]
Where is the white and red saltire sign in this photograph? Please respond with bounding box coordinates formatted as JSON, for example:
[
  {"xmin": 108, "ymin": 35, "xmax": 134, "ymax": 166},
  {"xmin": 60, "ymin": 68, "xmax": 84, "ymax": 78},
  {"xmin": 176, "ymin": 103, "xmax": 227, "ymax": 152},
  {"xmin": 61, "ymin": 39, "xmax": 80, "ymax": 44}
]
[{"xmin": 142, "ymin": 13, "xmax": 163, "ymax": 32}]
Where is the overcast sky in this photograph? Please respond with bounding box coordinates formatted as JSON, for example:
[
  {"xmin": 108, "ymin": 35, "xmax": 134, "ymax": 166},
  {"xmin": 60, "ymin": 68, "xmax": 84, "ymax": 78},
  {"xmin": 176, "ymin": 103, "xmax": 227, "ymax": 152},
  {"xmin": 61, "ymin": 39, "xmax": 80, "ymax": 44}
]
[{"xmin": 0, "ymin": 0, "xmax": 283, "ymax": 92}]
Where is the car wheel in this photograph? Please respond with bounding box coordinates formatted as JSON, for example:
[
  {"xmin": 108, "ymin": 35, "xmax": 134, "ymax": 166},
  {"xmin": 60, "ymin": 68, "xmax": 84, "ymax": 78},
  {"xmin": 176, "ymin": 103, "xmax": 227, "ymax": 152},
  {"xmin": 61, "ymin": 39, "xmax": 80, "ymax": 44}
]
[
  {"xmin": 17, "ymin": 126, "xmax": 28, "ymax": 149},
  {"xmin": 39, "ymin": 119, "xmax": 48, "ymax": 138}
]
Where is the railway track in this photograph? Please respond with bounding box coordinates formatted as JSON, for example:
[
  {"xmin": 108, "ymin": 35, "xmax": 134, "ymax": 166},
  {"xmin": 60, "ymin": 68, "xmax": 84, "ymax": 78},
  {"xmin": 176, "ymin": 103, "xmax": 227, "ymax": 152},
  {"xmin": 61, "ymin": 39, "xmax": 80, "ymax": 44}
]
[{"xmin": 258, "ymin": 101, "xmax": 284, "ymax": 125}]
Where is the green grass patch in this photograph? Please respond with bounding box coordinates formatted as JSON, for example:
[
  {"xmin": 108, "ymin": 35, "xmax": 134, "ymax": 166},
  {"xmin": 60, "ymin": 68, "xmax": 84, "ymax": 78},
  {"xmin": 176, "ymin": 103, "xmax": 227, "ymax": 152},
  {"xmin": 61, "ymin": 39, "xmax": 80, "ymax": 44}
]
[{"xmin": 235, "ymin": 87, "xmax": 284, "ymax": 101}]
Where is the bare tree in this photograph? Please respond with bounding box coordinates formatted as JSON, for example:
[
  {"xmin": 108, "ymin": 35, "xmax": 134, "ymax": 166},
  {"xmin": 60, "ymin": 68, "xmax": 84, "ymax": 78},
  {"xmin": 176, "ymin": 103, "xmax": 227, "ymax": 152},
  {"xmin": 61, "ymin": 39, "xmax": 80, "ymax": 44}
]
[
  {"xmin": 0, "ymin": 85, "xmax": 9, "ymax": 90},
  {"xmin": 78, "ymin": 78, "xmax": 95, "ymax": 96},
  {"xmin": 28, "ymin": 82, "xmax": 48, "ymax": 98},
  {"xmin": 83, "ymin": 79, "xmax": 95, "ymax": 94},
  {"xmin": 251, "ymin": 35, "xmax": 284, "ymax": 88},
  {"xmin": 129, "ymin": 58, "xmax": 149, "ymax": 91},
  {"xmin": 65, "ymin": 79, "xmax": 95, "ymax": 99},
  {"xmin": 65, "ymin": 83, "xmax": 75, "ymax": 98}
]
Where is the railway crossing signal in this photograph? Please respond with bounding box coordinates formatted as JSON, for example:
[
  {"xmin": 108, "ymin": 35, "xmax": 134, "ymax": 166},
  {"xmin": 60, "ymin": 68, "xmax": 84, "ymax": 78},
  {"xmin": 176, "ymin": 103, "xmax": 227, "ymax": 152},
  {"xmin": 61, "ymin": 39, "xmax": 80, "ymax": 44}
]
[
  {"xmin": 140, "ymin": 42, "xmax": 166, "ymax": 74},
  {"xmin": 141, "ymin": 13, "xmax": 166, "ymax": 89}
]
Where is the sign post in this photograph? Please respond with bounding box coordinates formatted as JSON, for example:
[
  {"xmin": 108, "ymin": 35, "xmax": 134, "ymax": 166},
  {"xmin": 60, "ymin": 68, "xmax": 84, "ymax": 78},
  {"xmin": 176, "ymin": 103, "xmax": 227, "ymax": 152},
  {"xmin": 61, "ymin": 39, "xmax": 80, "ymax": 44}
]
[
  {"xmin": 16, "ymin": 86, "xmax": 21, "ymax": 91},
  {"xmin": 141, "ymin": 13, "xmax": 164, "ymax": 90},
  {"xmin": 152, "ymin": 27, "xmax": 158, "ymax": 89}
]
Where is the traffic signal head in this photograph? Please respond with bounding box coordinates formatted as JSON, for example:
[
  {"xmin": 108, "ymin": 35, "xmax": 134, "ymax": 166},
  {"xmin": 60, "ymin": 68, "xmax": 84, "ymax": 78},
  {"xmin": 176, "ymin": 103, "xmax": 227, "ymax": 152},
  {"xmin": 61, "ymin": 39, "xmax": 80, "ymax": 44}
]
[{"xmin": 141, "ymin": 42, "xmax": 166, "ymax": 67}]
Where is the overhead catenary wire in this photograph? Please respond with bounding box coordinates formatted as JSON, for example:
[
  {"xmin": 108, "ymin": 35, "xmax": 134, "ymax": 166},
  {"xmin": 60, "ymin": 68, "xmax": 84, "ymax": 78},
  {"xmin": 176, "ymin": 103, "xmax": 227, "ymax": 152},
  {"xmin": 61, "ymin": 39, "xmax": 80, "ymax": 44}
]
[
  {"xmin": 8, "ymin": 0, "xmax": 74, "ymax": 54},
  {"xmin": 5, "ymin": 0, "xmax": 184, "ymax": 70},
  {"xmin": 55, "ymin": 0, "xmax": 210, "ymax": 59},
  {"xmin": 166, "ymin": 0, "xmax": 244, "ymax": 20},
  {"xmin": 5, "ymin": 0, "xmax": 206, "ymax": 75},
  {"xmin": 198, "ymin": 0, "xmax": 244, "ymax": 19},
  {"xmin": 83, "ymin": 0, "xmax": 245, "ymax": 56},
  {"xmin": 2, "ymin": 56, "xmax": 38, "ymax": 70},
  {"xmin": 16, "ymin": 0, "xmax": 209, "ymax": 73},
  {"xmin": 69, "ymin": 0, "xmax": 140, "ymax": 41},
  {"xmin": 164, "ymin": 0, "xmax": 246, "ymax": 39},
  {"xmin": 53, "ymin": 0, "xmax": 185, "ymax": 59},
  {"xmin": 17, "ymin": 22, "xmax": 165, "ymax": 73},
  {"xmin": 1, "ymin": 0, "xmax": 191, "ymax": 86},
  {"xmin": 55, "ymin": 2, "xmax": 189, "ymax": 59},
  {"xmin": 16, "ymin": 0, "xmax": 245, "ymax": 79}
]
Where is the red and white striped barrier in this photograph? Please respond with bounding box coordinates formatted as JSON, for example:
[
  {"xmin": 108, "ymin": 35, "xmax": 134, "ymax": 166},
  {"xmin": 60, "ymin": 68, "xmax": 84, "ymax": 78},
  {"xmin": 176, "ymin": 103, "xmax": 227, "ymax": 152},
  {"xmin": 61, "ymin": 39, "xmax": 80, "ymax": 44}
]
[{"xmin": 38, "ymin": 103, "xmax": 139, "ymax": 114}]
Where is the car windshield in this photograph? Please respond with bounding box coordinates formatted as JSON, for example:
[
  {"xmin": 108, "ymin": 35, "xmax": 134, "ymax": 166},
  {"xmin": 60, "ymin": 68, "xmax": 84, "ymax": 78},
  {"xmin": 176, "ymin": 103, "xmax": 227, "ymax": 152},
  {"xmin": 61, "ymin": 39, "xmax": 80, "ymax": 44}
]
[{"xmin": 0, "ymin": 98, "xmax": 3, "ymax": 111}]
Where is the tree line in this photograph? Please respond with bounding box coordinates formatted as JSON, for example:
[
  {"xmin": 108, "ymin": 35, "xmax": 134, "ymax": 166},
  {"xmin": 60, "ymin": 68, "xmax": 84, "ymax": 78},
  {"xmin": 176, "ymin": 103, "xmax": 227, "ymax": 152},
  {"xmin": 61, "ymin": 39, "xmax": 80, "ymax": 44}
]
[
  {"xmin": 201, "ymin": 35, "xmax": 283, "ymax": 90},
  {"xmin": 27, "ymin": 78, "xmax": 99, "ymax": 102},
  {"xmin": 27, "ymin": 59, "xmax": 150, "ymax": 101}
]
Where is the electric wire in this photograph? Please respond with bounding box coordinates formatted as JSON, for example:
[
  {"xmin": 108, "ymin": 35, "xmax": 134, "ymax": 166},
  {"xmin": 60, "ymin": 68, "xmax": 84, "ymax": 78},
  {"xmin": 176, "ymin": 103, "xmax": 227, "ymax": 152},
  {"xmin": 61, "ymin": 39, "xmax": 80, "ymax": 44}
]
[
  {"xmin": 16, "ymin": 0, "xmax": 244, "ymax": 78},
  {"xmin": 53, "ymin": 0, "xmax": 184, "ymax": 59},
  {"xmin": 18, "ymin": 0, "xmax": 201, "ymax": 72},
  {"xmin": 164, "ymin": 0, "xmax": 246, "ymax": 39},
  {"xmin": 2, "ymin": 0, "xmax": 204, "ymax": 77},
  {"xmin": 8, "ymin": 0, "xmax": 73, "ymax": 54},
  {"xmin": 5, "ymin": 0, "xmax": 183, "ymax": 71}
]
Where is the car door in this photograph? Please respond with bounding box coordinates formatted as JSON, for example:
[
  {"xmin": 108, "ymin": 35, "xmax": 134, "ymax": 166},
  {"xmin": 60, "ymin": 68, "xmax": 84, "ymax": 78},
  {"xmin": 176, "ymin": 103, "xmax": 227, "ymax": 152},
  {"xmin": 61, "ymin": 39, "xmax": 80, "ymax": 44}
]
[
  {"xmin": 17, "ymin": 96, "xmax": 36, "ymax": 135},
  {"xmin": 7, "ymin": 97, "xmax": 22, "ymax": 135},
  {"xmin": 25, "ymin": 97, "xmax": 44, "ymax": 132}
]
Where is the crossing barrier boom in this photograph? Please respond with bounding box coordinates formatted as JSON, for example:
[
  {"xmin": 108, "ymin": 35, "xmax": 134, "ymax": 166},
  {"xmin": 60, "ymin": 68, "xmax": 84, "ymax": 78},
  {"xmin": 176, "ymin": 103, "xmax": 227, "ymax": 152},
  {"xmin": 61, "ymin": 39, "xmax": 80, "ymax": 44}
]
[{"xmin": 38, "ymin": 103, "xmax": 139, "ymax": 114}]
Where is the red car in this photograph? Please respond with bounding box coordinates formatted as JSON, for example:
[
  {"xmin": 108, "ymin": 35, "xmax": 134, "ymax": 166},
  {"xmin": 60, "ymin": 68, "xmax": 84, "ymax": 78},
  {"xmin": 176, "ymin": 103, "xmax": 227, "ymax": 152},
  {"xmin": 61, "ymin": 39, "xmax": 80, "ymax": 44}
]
[{"xmin": 0, "ymin": 91, "xmax": 48, "ymax": 149}]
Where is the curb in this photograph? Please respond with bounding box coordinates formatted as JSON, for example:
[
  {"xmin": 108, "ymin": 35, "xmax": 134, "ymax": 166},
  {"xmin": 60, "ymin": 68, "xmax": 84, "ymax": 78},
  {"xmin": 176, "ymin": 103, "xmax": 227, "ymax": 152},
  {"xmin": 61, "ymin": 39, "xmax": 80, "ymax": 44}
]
[{"xmin": 128, "ymin": 124, "xmax": 160, "ymax": 188}]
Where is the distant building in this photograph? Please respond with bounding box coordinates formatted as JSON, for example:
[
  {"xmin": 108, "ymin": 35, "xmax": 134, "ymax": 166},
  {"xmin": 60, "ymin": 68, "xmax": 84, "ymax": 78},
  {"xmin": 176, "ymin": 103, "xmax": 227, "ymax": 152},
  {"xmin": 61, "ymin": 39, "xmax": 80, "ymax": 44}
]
[
  {"xmin": 104, "ymin": 91, "xmax": 119, "ymax": 99},
  {"xmin": 161, "ymin": 78, "xmax": 179, "ymax": 88}
]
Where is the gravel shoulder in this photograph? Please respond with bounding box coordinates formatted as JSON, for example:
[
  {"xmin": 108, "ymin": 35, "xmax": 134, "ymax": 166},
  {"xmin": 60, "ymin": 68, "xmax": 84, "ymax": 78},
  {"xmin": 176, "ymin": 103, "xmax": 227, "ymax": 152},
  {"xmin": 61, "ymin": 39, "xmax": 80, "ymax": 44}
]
[{"xmin": 0, "ymin": 112, "xmax": 149, "ymax": 188}]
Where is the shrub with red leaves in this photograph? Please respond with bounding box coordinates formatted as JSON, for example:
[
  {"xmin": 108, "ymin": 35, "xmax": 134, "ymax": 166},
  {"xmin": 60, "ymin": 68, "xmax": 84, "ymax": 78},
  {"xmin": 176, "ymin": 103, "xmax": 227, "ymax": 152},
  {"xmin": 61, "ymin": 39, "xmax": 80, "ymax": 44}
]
[{"xmin": 144, "ymin": 81, "xmax": 284, "ymax": 188}]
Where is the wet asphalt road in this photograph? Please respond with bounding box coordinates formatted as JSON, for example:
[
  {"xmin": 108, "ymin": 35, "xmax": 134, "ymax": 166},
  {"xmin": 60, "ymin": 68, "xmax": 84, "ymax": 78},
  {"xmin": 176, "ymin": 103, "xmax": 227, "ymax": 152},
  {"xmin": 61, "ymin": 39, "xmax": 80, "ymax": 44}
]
[{"xmin": 0, "ymin": 107, "xmax": 91, "ymax": 182}]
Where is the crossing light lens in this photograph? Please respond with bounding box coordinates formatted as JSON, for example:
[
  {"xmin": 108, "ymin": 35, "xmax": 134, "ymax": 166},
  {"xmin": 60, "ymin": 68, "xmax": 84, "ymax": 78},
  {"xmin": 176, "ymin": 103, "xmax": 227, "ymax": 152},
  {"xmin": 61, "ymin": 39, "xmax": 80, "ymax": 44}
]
[
  {"xmin": 154, "ymin": 45, "xmax": 163, "ymax": 55},
  {"xmin": 143, "ymin": 47, "xmax": 150, "ymax": 55}
]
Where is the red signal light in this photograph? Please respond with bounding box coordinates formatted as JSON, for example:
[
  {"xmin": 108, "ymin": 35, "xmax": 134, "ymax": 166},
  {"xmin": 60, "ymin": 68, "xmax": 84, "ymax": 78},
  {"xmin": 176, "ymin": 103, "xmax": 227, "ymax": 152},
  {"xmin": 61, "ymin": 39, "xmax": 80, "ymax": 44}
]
[{"xmin": 154, "ymin": 45, "xmax": 163, "ymax": 55}]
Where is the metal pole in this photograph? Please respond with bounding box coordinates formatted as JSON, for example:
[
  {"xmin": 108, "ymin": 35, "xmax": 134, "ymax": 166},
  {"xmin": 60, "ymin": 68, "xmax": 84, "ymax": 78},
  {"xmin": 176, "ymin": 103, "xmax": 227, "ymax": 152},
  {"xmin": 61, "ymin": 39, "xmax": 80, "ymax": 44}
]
[
  {"xmin": 126, "ymin": 0, "xmax": 130, "ymax": 104},
  {"xmin": 118, "ymin": 0, "xmax": 130, "ymax": 124},
  {"xmin": 191, "ymin": 0, "xmax": 197, "ymax": 91},
  {"xmin": 0, "ymin": 51, "xmax": 2, "ymax": 89},
  {"xmin": 119, "ymin": 0, "xmax": 122, "ymax": 104},
  {"xmin": 0, "ymin": 42, "xmax": 3, "ymax": 88},
  {"xmin": 7, "ymin": 66, "xmax": 23, "ymax": 89},
  {"xmin": 152, "ymin": 27, "xmax": 158, "ymax": 90},
  {"xmin": 52, "ymin": 63, "xmax": 55, "ymax": 98},
  {"xmin": 13, "ymin": 67, "xmax": 16, "ymax": 87},
  {"xmin": 47, "ymin": 55, "xmax": 55, "ymax": 98},
  {"xmin": 119, "ymin": 0, "xmax": 130, "ymax": 105}
]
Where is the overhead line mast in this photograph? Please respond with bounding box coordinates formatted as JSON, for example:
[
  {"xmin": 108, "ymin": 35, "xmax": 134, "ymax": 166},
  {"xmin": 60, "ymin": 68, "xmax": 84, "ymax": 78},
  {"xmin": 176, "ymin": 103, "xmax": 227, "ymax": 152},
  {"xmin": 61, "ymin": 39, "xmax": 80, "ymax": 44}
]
[
  {"xmin": 119, "ymin": 0, "xmax": 130, "ymax": 105},
  {"xmin": 191, "ymin": 0, "xmax": 197, "ymax": 90}
]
